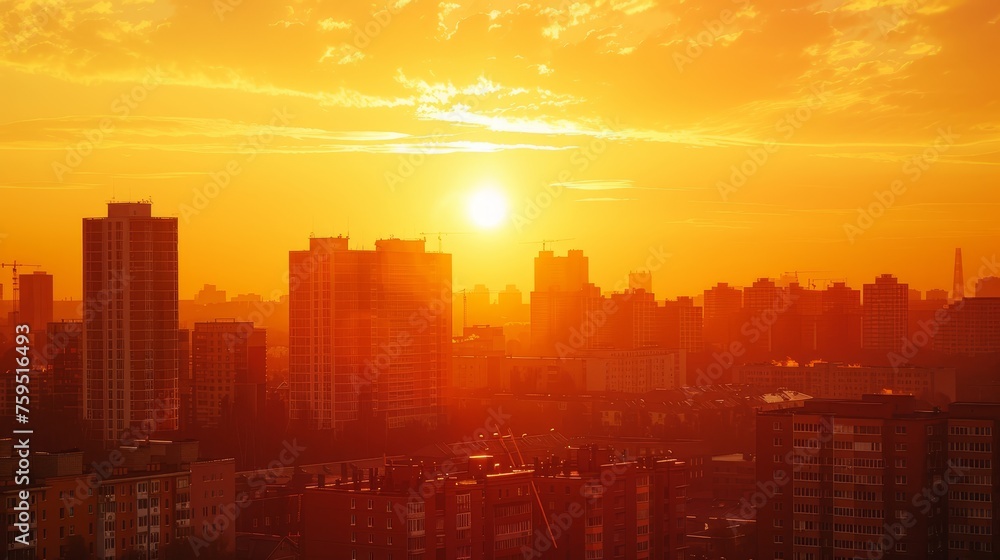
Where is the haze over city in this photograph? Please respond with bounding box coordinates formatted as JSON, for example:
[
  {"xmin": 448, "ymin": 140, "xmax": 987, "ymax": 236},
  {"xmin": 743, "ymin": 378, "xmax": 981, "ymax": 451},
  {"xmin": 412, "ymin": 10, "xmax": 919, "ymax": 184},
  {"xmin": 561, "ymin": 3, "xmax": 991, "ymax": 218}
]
[{"xmin": 2, "ymin": 1, "xmax": 1000, "ymax": 560}]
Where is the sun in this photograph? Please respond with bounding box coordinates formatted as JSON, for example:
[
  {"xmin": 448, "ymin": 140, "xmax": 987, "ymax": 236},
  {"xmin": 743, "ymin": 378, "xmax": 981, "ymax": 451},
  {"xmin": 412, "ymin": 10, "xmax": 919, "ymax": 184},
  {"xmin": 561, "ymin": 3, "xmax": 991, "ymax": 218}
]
[{"xmin": 467, "ymin": 187, "xmax": 508, "ymax": 229}]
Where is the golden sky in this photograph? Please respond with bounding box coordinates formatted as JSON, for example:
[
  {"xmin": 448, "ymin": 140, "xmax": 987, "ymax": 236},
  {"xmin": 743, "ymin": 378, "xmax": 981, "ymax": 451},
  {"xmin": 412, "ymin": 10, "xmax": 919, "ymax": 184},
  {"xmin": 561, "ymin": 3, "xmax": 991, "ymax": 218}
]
[{"xmin": 1, "ymin": 0, "xmax": 999, "ymax": 300}]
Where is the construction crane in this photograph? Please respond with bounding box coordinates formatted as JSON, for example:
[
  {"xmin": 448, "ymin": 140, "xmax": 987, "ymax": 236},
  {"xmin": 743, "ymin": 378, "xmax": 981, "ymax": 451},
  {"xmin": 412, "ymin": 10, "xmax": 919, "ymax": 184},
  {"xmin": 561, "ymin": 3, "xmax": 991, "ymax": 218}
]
[
  {"xmin": 520, "ymin": 238, "xmax": 575, "ymax": 251},
  {"xmin": 1, "ymin": 260, "xmax": 41, "ymax": 319},
  {"xmin": 418, "ymin": 231, "xmax": 471, "ymax": 253},
  {"xmin": 457, "ymin": 288, "xmax": 467, "ymax": 328},
  {"xmin": 807, "ymin": 278, "xmax": 848, "ymax": 290},
  {"xmin": 782, "ymin": 270, "xmax": 829, "ymax": 283}
]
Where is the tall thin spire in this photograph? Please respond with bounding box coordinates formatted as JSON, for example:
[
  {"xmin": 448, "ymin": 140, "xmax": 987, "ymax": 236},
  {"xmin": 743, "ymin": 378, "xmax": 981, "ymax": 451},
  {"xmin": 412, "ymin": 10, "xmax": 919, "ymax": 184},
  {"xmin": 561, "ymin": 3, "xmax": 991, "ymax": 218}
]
[{"xmin": 953, "ymin": 247, "xmax": 965, "ymax": 300}]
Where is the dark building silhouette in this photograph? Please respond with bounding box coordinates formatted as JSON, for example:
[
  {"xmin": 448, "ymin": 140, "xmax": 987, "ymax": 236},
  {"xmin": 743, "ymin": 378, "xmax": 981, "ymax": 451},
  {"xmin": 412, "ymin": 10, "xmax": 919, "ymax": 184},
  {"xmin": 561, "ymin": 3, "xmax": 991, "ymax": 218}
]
[
  {"xmin": 933, "ymin": 297, "xmax": 1000, "ymax": 355},
  {"xmin": 44, "ymin": 320, "xmax": 83, "ymax": 417},
  {"xmin": 192, "ymin": 320, "xmax": 267, "ymax": 428},
  {"xmin": 657, "ymin": 296, "xmax": 704, "ymax": 352},
  {"xmin": 703, "ymin": 283, "xmax": 742, "ymax": 351},
  {"xmin": 817, "ymin": 281, "xmax": 862, "ymax": 358},
  {"xmin": 82, "ymin": 201, "xmax": 179, "ymax": 444},
  {"xmin": 18, "ymin": 270, "xmax": 52, "ymax": 332},
  {"xmin": 862, "ymin": 274, "xmax": 909, "ymax": 351},
  {"xmin": 530, "ymin": 249, "xmax": 601, "ymax": 356},
  {"xmin": 975, "ymin": 276, "xmax": 1000, "ymax": 297},
  {"xmin": 289, "ymin": 236, "xmax": 451, "ymax": 432}
]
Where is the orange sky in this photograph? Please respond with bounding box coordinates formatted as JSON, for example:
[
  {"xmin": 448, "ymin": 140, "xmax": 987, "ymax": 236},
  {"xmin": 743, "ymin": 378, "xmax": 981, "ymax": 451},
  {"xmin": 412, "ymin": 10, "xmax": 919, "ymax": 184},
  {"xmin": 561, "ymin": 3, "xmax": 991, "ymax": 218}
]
[{"xmin": 1, "ymin": 0, "xmax": 999, "ymax": 301}]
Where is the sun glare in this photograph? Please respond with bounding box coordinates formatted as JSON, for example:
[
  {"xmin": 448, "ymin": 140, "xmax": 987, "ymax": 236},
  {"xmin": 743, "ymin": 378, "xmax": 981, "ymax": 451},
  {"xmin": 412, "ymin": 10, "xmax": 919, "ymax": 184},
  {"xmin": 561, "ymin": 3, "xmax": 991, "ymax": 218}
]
[{"xmin": 467, "ymin": 187, "xmax": 508, "ymax": 229}]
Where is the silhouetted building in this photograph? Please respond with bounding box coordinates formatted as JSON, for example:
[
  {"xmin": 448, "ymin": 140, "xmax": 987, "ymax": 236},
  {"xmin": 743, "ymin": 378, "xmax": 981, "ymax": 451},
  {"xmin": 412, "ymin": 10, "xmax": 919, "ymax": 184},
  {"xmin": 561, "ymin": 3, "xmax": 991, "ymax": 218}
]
[
  {"xmin": 733, "ymin": 362, "xmax": 956, "ymax": 405},
  {"xmin": 975, "ymin": 276, "xmax": 1000, "ymax": 297},
  {"xmin": 533, "ymin": 448, "xmax": 688, "ymax": 560},
  {"xmin": 954, "ymin": 247, "xmax": 965, "ymax": 300},
  {"xmin": 933, "ymin": 298, "xmax": 1000, "ymax": 355},
  {"xmin": 944, "ymin": 402, "xmax": 1000, "ymax": 558},
  {"xmin": 757, "ymin": 394, "xmax": 948, "ymax": 560},
  {"xmin": 301, "ymin": 456, "xmax": 533, "ymax": 560},
  {"xmin": 530, "ymin": 250, "xmax": 602, "ymax": 356},
  {"xmin": 19, "ymin": 270, "xmax": 52, "ymax": 332},
  {"xmin": 178, "ymin": 328, "xmax": 192, "ymax": 430},
  {"xmin": 192, "ymin": 320, "xmax": 267, "ymax": 428},
  {"xmin": 0, "ymin": 440, "xmax": 234, "ymax": 560},
  {"xmin": 703, "ymin": 283, "xmax": 742, "ymax": 351},
  {"xmin": 497, "ymin": 284, "xmax": 530, "ymax": 324},
  {"xmin": 194, "ymin": 283, "xmax": 227, "ymax": 305},
  {"xmin": 289, "ymin": 236, "xmax": 451, "ymax": 432},
  {"xmin": 466, "ymin": 284, "xmax": 493, "ymax": 326},
  {"xmin": 818, "ymin": 281, "xmax": 862, "ymax": 358},
  {"xmin": 742, "ymin": 278, "xmax": 783, "ymax": 353},
  {"xmin": 863, "ymin": 274, "xmax": 909, "ymax": 351},
  {"xmin": 657, "ymin": 296, "xmax": 704, "ymax": 352},
  {"xmin": 82, "ymin": 201, "xmax": 179, "ymax": 444},
  {"xmin": 594, "ymin": 289, "xmax": 657, "ymax": 351},
  {"xmin": 44, "ymin": 320, "xmax": 83, "ymax": 417}
]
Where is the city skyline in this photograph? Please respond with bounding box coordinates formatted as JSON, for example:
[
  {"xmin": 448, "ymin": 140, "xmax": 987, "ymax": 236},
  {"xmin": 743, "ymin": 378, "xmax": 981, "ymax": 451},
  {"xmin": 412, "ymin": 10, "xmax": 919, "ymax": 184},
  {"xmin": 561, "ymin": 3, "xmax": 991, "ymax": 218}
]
[
  {"xmin": 3, "ymin": 2, "xmax": 1000, "ymax": 559},
  {"xmin": 0, "ymin": 205, "xmax": 1000, "ymax": 304},
  {"xmin": 2, "ymin": 1, "xmax": 1000, "ymax": 300}
]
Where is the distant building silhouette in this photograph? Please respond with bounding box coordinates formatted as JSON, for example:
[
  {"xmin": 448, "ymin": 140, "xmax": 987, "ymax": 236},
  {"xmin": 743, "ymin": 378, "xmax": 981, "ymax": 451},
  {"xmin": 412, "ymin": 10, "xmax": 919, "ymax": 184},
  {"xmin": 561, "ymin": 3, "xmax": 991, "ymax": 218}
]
[
  {"xmin": 862, "ymin": 274, "xmax": 909, "ymax": 351},
  {"xmin": 703, "ymin": 282, "xmax": 742, "ymax": 350},
  {"xmin": 19, "ymin": 270, "xmax": 52, "ymax": 331},
  {"xmin": 192, "ymin": 320, "xmax": 266, "ymax": 429},
  {"xmin": 818, "ymin": 281, "xmax": 862, "ymax": 358},
  {"xmin": 193, "ymin": 283, "xmax": 227, "ymax": 304},
  {"xmin": 934, "ymin": 297, "xmax": 1000, "ymax": 355},
  {"xmin": 497, "ymin": 284, "xmax": 529, "ymax": 324},
  {"xmin": 288, "ymin": 236, "xmax": 451, "ymax": 432},
  {"xmin": 976, "ymin": 276, "xmax": 1000, "ymax": 297},
  {"xmin": 657, "ymin": 296, "xmax": 704, "ymax": 352},
  {"xmin": 82, "ymin": 202, "xmax": 179, "ymax": 443},
  {"xmin": 530, "ymin": 249, "xmax": 602, "ymax": 355},
  {"xmin": 954, "ymin": 247, "xmax": 965, "ymax": 300}
]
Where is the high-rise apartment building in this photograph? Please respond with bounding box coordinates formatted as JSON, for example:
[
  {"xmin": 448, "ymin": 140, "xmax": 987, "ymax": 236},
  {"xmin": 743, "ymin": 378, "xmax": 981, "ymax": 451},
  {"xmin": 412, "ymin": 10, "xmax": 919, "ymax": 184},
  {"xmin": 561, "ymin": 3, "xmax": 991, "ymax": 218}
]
[
  {"xmin": 657, "ymin": 296, "xmax": 704, "ymax": 352},
  {"xmin": 289, "ymin": 236, "xmax": 451, "ymax": 432},
  {"xmin": 530, "ymin": 250, "xmax": 598, "ymax": 356},
  {"xmin": 19, "ymin": 270, "xmax": 53, "ymax": 331},
  {"xmin": 757, "ymin": 394, "xmax": 949, "ymax": 560},
  {"xmin": 703, "ymin": 283, "xmax": 743, "ymax": 351},
  {"xmin": 192, "ymin": 320, "xmax": 267, "ymax": 428},
  {"xmin": 82, "ymin": 202, "xmax": 179, "ymax": 444},
  {"xmin": 863, "ymin": 274, "xmax": 909, "ymax": 351}
]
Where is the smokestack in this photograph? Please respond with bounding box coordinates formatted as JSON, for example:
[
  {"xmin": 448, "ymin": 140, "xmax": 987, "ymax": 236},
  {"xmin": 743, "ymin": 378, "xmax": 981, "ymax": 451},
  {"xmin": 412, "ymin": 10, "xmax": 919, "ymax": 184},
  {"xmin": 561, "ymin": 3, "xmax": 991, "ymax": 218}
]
[{"xmin": 954, "ymin": 248, "xmax": 965, "ymax": 300}]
